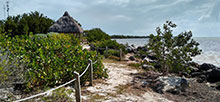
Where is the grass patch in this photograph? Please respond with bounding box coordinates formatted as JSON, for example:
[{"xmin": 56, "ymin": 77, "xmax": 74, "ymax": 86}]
[
  {"xmin": 107, "ymin": 56, "xmax": 120, "ymax": 61},
  {"xmin": 88, "ymin": 94, "xmax": 107, "ymax": 102},
  {"xmin": 115, "ymin": 85, "xmax": 129, "ymax": 94},
  {"xmin": 128, "ymin": 63, "xmax": 142, "ymax": 68},
  {"xmin": 41, "ymin": 87, "xmax": 74, "ymax": 102}
]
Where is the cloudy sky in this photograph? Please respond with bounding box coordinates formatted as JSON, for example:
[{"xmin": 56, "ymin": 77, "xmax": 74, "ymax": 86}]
[{"xmin": 0, "ymin": 0, "xmax": 220, "ymax": 37}]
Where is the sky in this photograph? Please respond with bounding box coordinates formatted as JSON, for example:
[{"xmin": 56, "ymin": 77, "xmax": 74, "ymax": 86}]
[{"xmin": 0, "ymin": 0, "xmax": 220, "ymax": 37}]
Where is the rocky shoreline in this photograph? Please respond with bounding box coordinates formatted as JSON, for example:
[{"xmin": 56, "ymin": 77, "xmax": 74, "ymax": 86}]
[
  {"xmin": 127, "ymin": 44, "xmax": 220, "ymax": 85},
  {"xmin": 122, "ymin": 44, "xmax": 220, "ymax": 102}
]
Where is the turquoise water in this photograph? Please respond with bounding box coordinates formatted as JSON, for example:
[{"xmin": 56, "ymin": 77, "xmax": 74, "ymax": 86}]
[{"xmin": 113, "ymin": 37, "xmax": 220, "ymax": 67}]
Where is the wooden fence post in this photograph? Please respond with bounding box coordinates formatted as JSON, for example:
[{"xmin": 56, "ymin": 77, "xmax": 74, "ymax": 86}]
[
  {"xmin": 89, "ymin": 59, "xmax": 93, "ymax": 86},
  {"xmin": 105, "ymin": 47, "xmax": 108, "ymax": 58},
  {"xmin": 120, "ymin": 48, "xmax": 122, "ymax": 61},
  {"xmin": 74, "ymin": 72, "xmax": 82, "ymax": 102}
]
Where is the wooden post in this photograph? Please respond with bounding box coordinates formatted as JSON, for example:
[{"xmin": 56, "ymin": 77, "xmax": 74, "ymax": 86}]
[
  {"xmin": 74, "ymin": 72, "xmax": 81, "ymax": 102},
  {"xmin": 105, "ymin": 47, "xmax": 108, "ymax": 58},
  {"xmin": 120, "ymin": 48, "xmax": 122, "ymax": 61},
  {"xmin": 89, "ymin": 59, "xmax": 93, "ymax": 86}
]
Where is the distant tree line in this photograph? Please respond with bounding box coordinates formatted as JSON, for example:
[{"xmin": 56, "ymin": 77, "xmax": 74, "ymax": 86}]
[
  {"xmin": 0, "ymin": 11, "xmax": 54, "ymax": 36},
  {"xmin": 111, "ymin": 35, "xmax": 149, "ymax": 39}
]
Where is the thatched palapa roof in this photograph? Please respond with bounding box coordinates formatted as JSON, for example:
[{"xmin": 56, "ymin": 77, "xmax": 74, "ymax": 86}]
[{"xmin": 48, "ymin": 11, "xmax": 83, "ymax": 33}]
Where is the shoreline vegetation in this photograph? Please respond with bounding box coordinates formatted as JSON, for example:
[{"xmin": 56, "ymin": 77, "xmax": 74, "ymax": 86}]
[{"xmin": 111, "ymin": 35, "xmax": 149, "ymax": 39}]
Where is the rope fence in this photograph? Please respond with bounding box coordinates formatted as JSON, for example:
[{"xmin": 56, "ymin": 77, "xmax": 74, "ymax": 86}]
[
  {"xmin": 92, "ymin": 60, "xmax": 98, "ymax": 65},
  {"xmin": 14, "ymin": 59, "xmax": 97, "ymax": 102}
]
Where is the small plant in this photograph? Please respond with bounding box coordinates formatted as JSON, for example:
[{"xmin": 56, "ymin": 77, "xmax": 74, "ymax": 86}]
[
  {"xmin": 148, "ymin": 21, "xmax": 202, "ymax": 74},
  {"xmin": 104, "ymin": 49, "xmax": 120, "ymax": 58},
  {"xmin": 128, "ymin": 63, "xmax": 142, "ymax": 68},
  {"xmin": 0, "ymin": 51, "xmax": 26, "ymax": 88},
  {"xmin": 107, "ymin": 56, "xmax": 120, "ymax": 61}
]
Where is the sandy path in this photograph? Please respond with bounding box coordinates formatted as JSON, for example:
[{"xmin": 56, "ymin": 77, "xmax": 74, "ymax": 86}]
[{"xmin": 84, "ymin": 62, "xmax": 172, "ymax": 102}]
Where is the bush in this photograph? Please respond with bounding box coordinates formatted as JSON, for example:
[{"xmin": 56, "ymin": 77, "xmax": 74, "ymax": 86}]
[
  {"xmin": 92, "ymin": 40, "xmax": 126, "ymax": 56},
  {"xmin": 85, "ymin": 28, "xmax": 111, "ymax": 42},
  {"xmin": 104, "ymin": 49, "xmax": 120, "ymax": 58},
  {"xmin": 0, "ymin": 51, "xmax": 26, "ymax": 88},
  {"xmin": 93, "ymin": 40, "xmax": 125, "ymax": 51},
  {"xmin": 0, "ymin": 33, "xmax": 107, "ymax": 90},
  {"xmin": 128, "ymin": 63, "xmax": 142, "ymax": 68},
  {"xmin": 147, "ymin": 21, "xmax": 202, "ymax": 74},
  {"xmin": 0, "ymin": 11, "xmax": 54, "ymax": 36}
]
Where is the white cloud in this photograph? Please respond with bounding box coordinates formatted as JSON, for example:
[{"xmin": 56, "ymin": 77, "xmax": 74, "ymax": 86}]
[
  {"xmin": 112, "ymin": 0, "xmax": 130, "ymax": 6},
  {"xmin": 112, "ymin": 15, "xmax": 132, "ymax": 21},
  {"xmin": 92, "ymin": 0, "xmax": 130, "ymax": 7},
  {"xmin": 198, "ymin": 2, "xmax": 216, "ymax": 21},
  {"xmin": 1, "ymin": 0, "xmax": 220, "ymax": 36}
]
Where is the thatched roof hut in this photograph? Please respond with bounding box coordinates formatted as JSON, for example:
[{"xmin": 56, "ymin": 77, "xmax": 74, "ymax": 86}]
[{"xmin": 48, "ymin": 11, "xmax": 83, "ymax": 34}]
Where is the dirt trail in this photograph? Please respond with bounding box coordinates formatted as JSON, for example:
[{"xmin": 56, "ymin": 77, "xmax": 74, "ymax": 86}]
[{"xmin": 83, "ymin": 61, "xmax": 172, "ymax": 102}]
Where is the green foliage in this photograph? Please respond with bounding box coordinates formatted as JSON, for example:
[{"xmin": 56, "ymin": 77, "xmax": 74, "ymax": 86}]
[
  {"xmin": 85, "ymin": 28, "xmax": 127, "ymax": 56},
  {"xmin": 128, "ymin": 63, "xmax": 142, "ymax": 68},
  {"xmin": 0, "ymin": 33, "xmax": 107, "ymax": 89},
  {"xmin": 148, "ymin": 21, "xmax": 202, "ymax": 74},
  {"xmin": 41, "ymin": 87, "xmax": 74, "ymax": 102},
  {"xmin": 0, "ymin": 11, "xmax": 54, "ymax": 36},
  {"xmin": 85, "ymin": 28, "xmax": 111, "ymax": 42},
  {"xmin": 0, "ymin": 52, "xmax": 26, "ymax": 88},
  {"xmin": 0, "ymin": 64, "xmax": 8, "ymax": 85},
  {"xmin": 104, "ymin": 49, "xmax": 120, "ymax": 58},
  {"xmin": 0, "ymin": 20, "xmax": 4, "ymax": 33},
  {"xmin": 93, "ymin": 40, "xmax": 125, "ymax": 50}
]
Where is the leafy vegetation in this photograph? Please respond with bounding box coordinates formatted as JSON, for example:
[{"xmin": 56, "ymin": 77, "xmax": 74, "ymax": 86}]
[
  {"xmin": 104, "ymin": 49, "xmax": 120, "ymax": 58},
  {"xmin": 92, "ymin": 40, "xmax": 125, "ymax": 50},
  {"xmin": 0, "ymin": 11, "xmax": 54, "ymax": 36},
  {"xmin": 147, "ymin": 21, "xmax": 202, "ymax": 74},
  {"xmin": 85, "ymin": 28, "xmax": 111, "ymax": 42},
  {"xmin": 0, "ymin": 33, "xmax": 107, "ymax": 90},
  {"xmin": 128, "ymin": 63, "xmax": 142, "ymax": 68},
  {"xmin": 41, "ymin": 87, "xmax": 74, "ymax": 102},
  {"xmin": 0, "ymin": 50, "xmax": 26, "ymax": 88},
  {"xmin": 85, "ymin": 28, "xmax": 126, "ymax": 57}
]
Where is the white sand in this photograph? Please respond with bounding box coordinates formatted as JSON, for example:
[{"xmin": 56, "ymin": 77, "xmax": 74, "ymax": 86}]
[{"xmin": 85, "ymin": 62, "xmax": 172, "ymax": 102}]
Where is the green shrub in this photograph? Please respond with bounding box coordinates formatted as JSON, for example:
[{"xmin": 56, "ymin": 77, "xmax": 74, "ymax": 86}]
[
  {"xmin": 0, "ymin": 64, "xmax": 8, "ymax": 85},
  {"xmin": 0, "ymin": 52, "xmax": 26, "ymax": 88},
  {"xmin": 85, "ymin": 28, "xmax": 111, "ymax": 42},
  {"xmin": 104, "ymin": 49, "xmax": 120, "ymax": 58},
  {"xmin": 128, "ymin": 63, "xmax": 142, "ymax": 68},
  {"xmin": 0, "ymin": 11, "xmax": 54, "ymax": 36},
  {"xmin": 0, "ymin": 33, "xmax": 107, "ymax": 89},
  {"xmin": 148, "ymin": 21, "xmax": 201, "ymax": 74},
  {"xmin": 93, "ymin": 40, "xmax": 125, "ymax": 51}
]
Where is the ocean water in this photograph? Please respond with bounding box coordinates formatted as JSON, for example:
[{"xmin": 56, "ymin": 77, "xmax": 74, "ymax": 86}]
[{"xmin": 113, "ymin": 38, "xmax": 220, "ymax": 67}]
